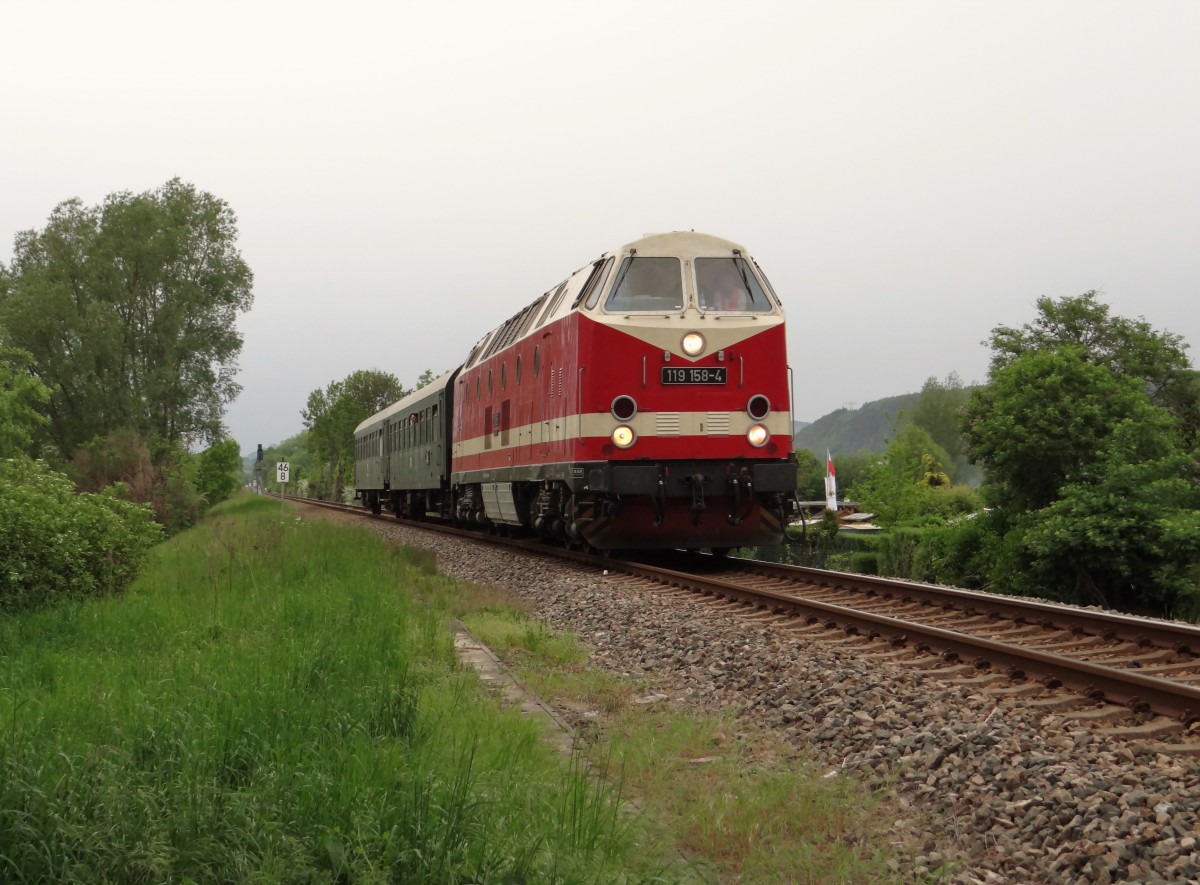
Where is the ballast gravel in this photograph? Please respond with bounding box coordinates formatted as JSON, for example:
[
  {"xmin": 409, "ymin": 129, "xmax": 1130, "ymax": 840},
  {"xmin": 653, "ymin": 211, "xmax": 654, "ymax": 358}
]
[{"xmin": 343, "ymin": 514, "xmax": 1200, "ymax": 885}]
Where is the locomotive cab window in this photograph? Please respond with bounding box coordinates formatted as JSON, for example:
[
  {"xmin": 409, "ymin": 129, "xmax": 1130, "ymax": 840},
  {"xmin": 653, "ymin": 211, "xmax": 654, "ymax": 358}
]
[
  {"xmin": 605, "ymin": 257, "xmax": 683, "ymax": 312},
  {"xmin": 695, "ymin": 257, "xmax": 773, "ymax": 313}
]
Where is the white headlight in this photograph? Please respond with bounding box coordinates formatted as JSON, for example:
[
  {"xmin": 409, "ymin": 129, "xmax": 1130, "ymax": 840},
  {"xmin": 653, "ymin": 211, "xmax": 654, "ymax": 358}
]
[
  {"xmin": 747, "ymin": 424, "xmax": 770, "ymax": 447},
  {"xmin": 612, "ymin": 425, "xmax": 636, "ymax": 448},
  {"xmin": 681, "ymin": 332, "xmax": 705, "ymax": 357}
]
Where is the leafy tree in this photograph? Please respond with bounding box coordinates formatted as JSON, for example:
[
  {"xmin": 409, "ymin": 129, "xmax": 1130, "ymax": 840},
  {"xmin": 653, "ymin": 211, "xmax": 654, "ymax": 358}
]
[
  {"xmin": 988, "ymin": 290, "xmax": 1199, "ymax": 432},
  {"xmin": 793, "ymin": 448, "xmax": 826, "ymax": 500},
  {"xmin": 852, "ymin": 424, "xmax": 972, "ymax": 528},
  {"xmin": 0, "ymin": 179, "xmax": 253, "ymax": 457},
  {"xmin": 0, "ymin": 327, "xmax": 51, "ymax": 458},
  {"xmin": 196, "ymin": 438, "xmax": 243, "ymax": 506},
  {"xmin": 910, "ymin": 373, "xmax": 977, "ymax": 483},
  {"xmin": 959, "ymin": 293, "xmax": 1200, "ymax": 615},
  {"xmin": 1019, "ymin": 413, "xmax": 1200, "ymax": 615},
  {"xmin": 302, "ymin": 370, "xmax": 408, "ymax": 500},
  {"xmin": 831, "ymin": 450, "xmax": 881, "ymax": 499},
  {"xmin": 848, "ymin": 423, "xmax": 982, "ymax": 581},
  {"xmin": 150, "ymin": 445, "xmax": 206, "ymax": 535},
  {"xmin": 963, "ymin": 347, "xmax": 1148, "ymax": 512}
]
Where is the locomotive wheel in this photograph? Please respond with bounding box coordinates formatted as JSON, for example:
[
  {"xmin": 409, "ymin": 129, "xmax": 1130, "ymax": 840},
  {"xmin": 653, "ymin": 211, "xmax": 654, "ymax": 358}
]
[{"xmin": 561, "ymin": 493, "xmax": 577, "ymax": 549}]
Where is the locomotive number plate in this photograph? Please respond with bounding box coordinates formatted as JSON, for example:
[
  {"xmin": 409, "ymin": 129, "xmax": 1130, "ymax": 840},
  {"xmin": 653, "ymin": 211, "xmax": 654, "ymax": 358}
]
[{"xmin": 661, "ymin": 367, "xmax": 727, "ymax": 385}]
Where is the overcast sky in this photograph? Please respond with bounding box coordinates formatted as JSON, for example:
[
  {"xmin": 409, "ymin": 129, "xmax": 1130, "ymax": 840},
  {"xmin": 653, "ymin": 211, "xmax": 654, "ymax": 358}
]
[{"xmin": 3, "ymin": 1, "xmax": 1197, "ymax": 452}]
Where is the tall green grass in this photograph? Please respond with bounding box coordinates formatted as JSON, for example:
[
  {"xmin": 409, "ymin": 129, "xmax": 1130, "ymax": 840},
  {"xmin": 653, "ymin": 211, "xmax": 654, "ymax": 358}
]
[{"xmin": 0, "ymin": 495, "xmax": 673, "ymax": 882}]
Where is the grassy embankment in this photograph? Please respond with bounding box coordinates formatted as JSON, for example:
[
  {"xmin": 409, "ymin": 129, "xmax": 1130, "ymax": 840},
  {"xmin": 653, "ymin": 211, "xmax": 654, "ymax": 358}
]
[{"xmin": 1, "ymin": 493, "xmax": 901, "ymax": 882}]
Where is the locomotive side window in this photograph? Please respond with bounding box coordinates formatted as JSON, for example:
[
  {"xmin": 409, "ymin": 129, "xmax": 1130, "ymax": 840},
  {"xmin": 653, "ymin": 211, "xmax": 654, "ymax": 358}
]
[
  {"xmin": 573, "ymin": 257, "xmax": 615, "ymax": 310},
  {"xmin": 534, "ymin": 282, "xmax": 568, "ymax": 329},
  {"xmin": 695, "ymin": 257, "xmax": 772, "ymax": 313},
  {"xmin": 752, "ymin": 258, "xmax": 782, "ymax": 305},
  {"xmin": 605, "ymin": 257, "xmax": 683, "ymax": 312}
]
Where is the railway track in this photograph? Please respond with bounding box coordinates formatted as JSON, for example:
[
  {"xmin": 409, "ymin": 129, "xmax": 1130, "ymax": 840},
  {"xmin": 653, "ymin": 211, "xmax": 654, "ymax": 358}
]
[{"xmin": 283, "ymin": 493, "xmax": 1200, "ymax": 746}]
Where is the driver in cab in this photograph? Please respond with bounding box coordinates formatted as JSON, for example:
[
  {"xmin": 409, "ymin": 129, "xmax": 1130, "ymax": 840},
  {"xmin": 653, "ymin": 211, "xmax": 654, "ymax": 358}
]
[{"xmin": 698, "ymin": 261, "xmax": 750, "ymax": 311}]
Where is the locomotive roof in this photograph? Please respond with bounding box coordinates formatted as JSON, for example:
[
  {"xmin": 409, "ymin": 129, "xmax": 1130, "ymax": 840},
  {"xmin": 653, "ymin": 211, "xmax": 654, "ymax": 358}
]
[
  {"xmin": 612, "ymin": 230, "xmax": 750, "ymax": 257},
  {"xmin": 458, "ymin": 231, "xmax": 760, "ymax": 371}
]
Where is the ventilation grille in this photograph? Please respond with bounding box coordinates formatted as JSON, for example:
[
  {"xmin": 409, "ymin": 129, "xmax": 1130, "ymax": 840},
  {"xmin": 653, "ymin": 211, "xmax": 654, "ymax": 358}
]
[
  {"xmin": 656, "ymin": 413, "xmax": 681, "ymax": 435},
  {"xmin": 705, "ymin": 413, "xmax": 731, "ymax": 434}
]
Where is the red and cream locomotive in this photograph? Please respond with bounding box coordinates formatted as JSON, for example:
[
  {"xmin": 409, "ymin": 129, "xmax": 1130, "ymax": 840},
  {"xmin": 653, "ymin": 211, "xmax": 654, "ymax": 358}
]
[{"xmin": 355, "ymin": 231, "xmax": 797, "ymax": 552}]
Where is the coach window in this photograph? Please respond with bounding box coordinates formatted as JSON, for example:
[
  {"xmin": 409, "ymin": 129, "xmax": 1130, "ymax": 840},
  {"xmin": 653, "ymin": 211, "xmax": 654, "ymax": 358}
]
[
  {"xmin": 501, "ymin": 363, "xmax": 507, "ymax": 389},
  {"xmin": 488, "ymin": 369, "xmax": 493, "ymax": 396},
  {"xmin": 533, "ymin": 346, "xmax": 540, "ymax": 377},
  {"xmin": 476, "ymin": 376, "xmax": 481, "ymax": 399},
  {"xmin": 516, "ymin": 355, "xmax": 522, "ymax": 384},
  {"xmin": 605, "ymin": 257, "xmax": 683, "ymax": 312}
]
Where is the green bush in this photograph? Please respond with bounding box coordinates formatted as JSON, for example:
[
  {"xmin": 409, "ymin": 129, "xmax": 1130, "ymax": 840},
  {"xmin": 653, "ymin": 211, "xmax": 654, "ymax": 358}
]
[
  {"xmin": 0, "ymin": 458, "xmax": 163, "ymax": 613},
  {"xmin": 873, "ymin": 525, "xmax": 927, "ymax": 579},
  {"xmin": 195, "ymin": 438, "xmax": 242, "ymax": 506},
  {"xmin": 912, "ymin": 515, "xmax": 995, "ymax": 589},
  {"xmin": 848, "ymin": 551, "xmax": 879, "ymax": 574}
]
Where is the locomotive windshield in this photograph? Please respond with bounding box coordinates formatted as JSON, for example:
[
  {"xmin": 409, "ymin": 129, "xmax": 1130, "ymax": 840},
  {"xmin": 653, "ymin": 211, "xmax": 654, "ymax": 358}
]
[
  {"xmin": 695, "ymin": 258, "xmax": 773, "ymax": 313},
  {"xmin": 605, "ymin": 257, "xmax": 683, "ymax": 312}
]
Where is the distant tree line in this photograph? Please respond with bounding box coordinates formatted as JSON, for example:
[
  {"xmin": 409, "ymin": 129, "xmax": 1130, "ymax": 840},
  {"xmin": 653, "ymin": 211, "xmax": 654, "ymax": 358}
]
[{"xmin": 0, "ymin": 180, "xmax": 253, "ymax": 611}]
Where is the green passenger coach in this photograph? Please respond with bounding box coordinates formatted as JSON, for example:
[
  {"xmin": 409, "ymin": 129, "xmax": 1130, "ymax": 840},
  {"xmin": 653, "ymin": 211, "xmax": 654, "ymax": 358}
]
[{"xmin": 353, "ymin": 369, "xmax": 458, "ymax": 517}]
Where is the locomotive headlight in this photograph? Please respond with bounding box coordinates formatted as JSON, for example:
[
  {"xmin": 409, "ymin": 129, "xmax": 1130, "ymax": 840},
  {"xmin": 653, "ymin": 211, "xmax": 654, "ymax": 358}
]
[
  {"xmin": 681, "ymin": 332, "xmax": 705, "ymax": 357},
  {"xmin": 746, "ymin": 423, "xmax": 770, "ymax": 448},
  {"xmin": 611, "ymin": 425, "xmax": 636, "ymax": 449}
]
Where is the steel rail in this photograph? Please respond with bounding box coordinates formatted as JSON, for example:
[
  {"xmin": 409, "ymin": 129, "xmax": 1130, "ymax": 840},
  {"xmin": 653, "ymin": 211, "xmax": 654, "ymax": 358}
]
[
  {"xmin": 732, "ymin": 559, "xmax": 1200, "ymax": 654},
  {"xmin": 614, "ymin": 560, "xmax": 1200, "ymax": 725}
]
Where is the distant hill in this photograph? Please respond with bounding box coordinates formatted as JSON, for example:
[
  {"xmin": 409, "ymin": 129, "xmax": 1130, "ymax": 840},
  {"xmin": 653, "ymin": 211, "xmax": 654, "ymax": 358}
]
[{"xmin": 793, "ymin": 393, "xmax": 920, "ymax": 455}]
